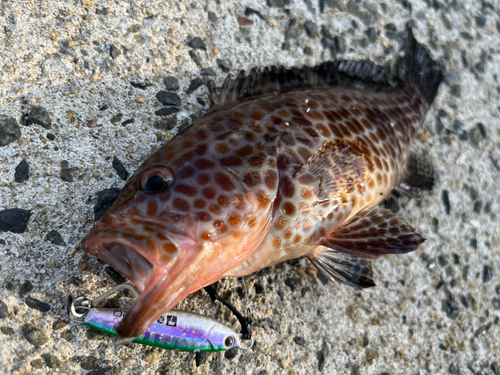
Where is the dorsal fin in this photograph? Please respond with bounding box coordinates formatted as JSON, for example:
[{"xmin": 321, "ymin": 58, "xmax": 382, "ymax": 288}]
[
  {"xmin": 207, "ymin": 24, "xmax": 444, "ymax": 109},
  {"xmin": 207, "ymin": 61, "xmax": 394, "ymax": 108}
]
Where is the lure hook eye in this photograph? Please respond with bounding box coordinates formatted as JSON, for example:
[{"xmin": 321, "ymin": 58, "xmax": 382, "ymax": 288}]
[{"xmin": 140, "ymin": 166, "xmax": 174, "ymax": 193}]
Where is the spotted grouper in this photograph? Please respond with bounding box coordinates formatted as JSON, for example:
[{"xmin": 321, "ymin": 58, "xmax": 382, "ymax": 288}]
[{"xmin": 82, "ymin": 26, "xmax": 444, "ymax": 338}]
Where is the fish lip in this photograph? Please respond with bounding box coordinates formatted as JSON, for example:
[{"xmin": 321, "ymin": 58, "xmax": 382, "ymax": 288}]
[{"xmin": 82, "ymin": 230, "xmax": 155, "ymax": 291}]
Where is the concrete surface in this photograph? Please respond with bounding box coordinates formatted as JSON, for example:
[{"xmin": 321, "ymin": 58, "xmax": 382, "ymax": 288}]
[{"xmin": 1, "ymin": 0, "xmax": 499, "ymax": 374}]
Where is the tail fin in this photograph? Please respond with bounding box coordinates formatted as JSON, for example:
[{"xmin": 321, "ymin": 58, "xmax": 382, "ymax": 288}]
[{"xmin": 397, "ymin": 25, "xmax": 444, "ymax": 105}]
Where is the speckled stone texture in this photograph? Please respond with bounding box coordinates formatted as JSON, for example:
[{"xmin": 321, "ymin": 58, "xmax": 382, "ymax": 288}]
[{"xmin": 1, "ymin": 1, "xmax": 499, "ymax": 374}]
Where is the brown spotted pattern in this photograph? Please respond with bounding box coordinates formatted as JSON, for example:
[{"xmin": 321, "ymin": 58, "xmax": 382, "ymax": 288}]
[{"xmin": 83, "ymin": 74, "xmax": 431, "ymax": 337}]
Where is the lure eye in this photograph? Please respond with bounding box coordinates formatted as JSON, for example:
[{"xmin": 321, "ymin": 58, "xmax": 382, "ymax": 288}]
[
  {"xmin": 224, "ymin": 335, "xmax": 235, "ymax": 348},
  {"xmin": 141, "ymin": 167, "xmax": 174, "ymax": 193}
]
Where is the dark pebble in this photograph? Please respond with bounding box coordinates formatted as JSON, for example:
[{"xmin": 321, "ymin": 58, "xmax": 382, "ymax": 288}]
[
  {"xmin": 105, "ymin": 266, "xmax": 125, "ymax": 284},
  {"xmin": 0, "ymin": 208, "xmax": 31, "ymax": 233},
  {"xmin": 121, "ymin": 119, "xmax": 134, "ymax": 126},
  {"xmin": 156, "ymin": 91, "xmax": 182, "ymax": 107},
  {"xmin": 1, "ymin": 326, "xmax": 14, "ymax": 335},
  {"xmin": 473, "ymin": 201, "xmax": 482, "ymax": 213},
  {"xmin": 448, "ymin": 363, "xmax": 458, "ymax": 374},
  {"xmin": 19, "ymin": 280, "xmax": 34, "ymax": 297},
  {"xmin": 364, "ymin": 27, "xmax": 377, "ymax": 43},
  {"xmin": 189, "ymin": 50, "xmax": 202, "ymax": 67},
  {"xmin": 110, "ymin": 113, "xmax": 123, "ymax": 124},
  {"xmin": 14, "ymin": 159, "xmax": 29, "ymax": 183},
  {"xmin": 483, "ymin": 265, "xmax": 492, "ymax": 283},
  {"xmin": 25, "ymin": 296, "xmax": 51, "ymax": 312},
  {"xmin": 155, "ymin": 107, "xmax": 180, "ymax": 116},
  {"xmin": 187, "ymin": 78, "xmax": 204, "ymax": 94},
  {"xmin": 99, "ymin": 104, "xmax": 109, "ymax": 111},
  {"xmin": 22, "ymin": 324, "xmax": 49, "ymax": 347},
  {"xmin": 88, "ymin": 367, "xmax": 120, "ymax": 375},
  {"xmin": 267, "ymin": 0, "xmax": 290, "ymax": 7},
  {"xmin": 284, "ymin": 277, "xmax": 298, "ymax": 292},
  {"xmin": 382, "ymin": 196, "xmax": 399, "ymax": 213},
  {"xmin": 450, "ymin": 84, "xmax": 461, "ymax": 97},
  {"xmin": 69, "ymin": 276, "xmax": 83, "ymax": 287},
  {"xmin": 200, "ymin": 68, "xmax": 216, "ymax": 76},
  {"xmin": 112, "ymin": 157, "xmax": 129, "ymax": 181},
  {"xmin": 224, "ymin": 349, "xmax": 238, "ymax": 360},
  {"xmin": 0, "ymin": 300, "xmax": 8, "ymax": 319},
  {"xmin": 254, "ymin": 282, "xmax": 264, "ymax": 294},
  {"xmin": 46, "ymin": 133, "xmax": 56, "ymax": 141},
  {"xmin": 442, "ymin": 300, "xmax": 460, "ymax": 319},
  {"xmin": 52, "ymin": 320, "xmax": 68, "ymax": 330},
  {"xmin": 94, "ymin": 188, "xmax": 121, "ymax": 221},
  {"xmin": 317, "ymin": 349, "xmax": 326, "ymax": 371},
  {"xmin": 164, "ymin": 76, "xmax": 180, "ymax": 91},
  {"xmin": 60, "ymin": 160, "xmax": 73, "ymax": 182},
  {"xmin": 30, "ymin": 359, "xmax": 44, "ymax": 369},
  {"xmin": 188, "ymin": 37, "xmax": 206, "ymax": 50},
  {"xmin": 154, "ymin": 116, "xmax": 177, "ymax": 131},
  {"xmin": 216, "ymin": 58, "xmax": 231, "ymax": 73},
  {"xmin": 0, "ymin": 116, "xmax": 21, "ymax": 146},
  {"xmin": 195, "ymin": 351, "xmax": 210, "ymax": 366},
  {"xmin": 293, "ymin": 336, "xmax": 307, "ymax": 346},
  {"xmin": 458, "ymin": 130, "xmax": 469, "ymax": 141},
  {"xmin": 470, "ymin": 238, "xmax": 477, "ymax": 249},
  {"xmin": 492, "ymin": 298, "xmax": 500, "ymax": 310},
  {"xmin": 474, "ymin": 325, "xmax": 488, "ymax": 337},
  {"xmin": 196, "ymin": 97, "xmax": 206, "ymax": 106},
  {"xmin": 42, "ymin": 354, "xmax": 61, "ymax": 369},
  {"xmin": 459, "ymin": 31, "xmax": 473, "ymax": 41},
  {"xmin": 363, "ymin": 332, "xmax": 369, "ymax": 347},
  {"xmin": 491, "ymin": 362, "xmax": 500, "ymax": 375},
  {"xmin": 27, "ymin": 106, "xmax": 51, "ymax": 129},
  {"xmin": 304, "ymin": 21, "xmax": 318, "ymax": 38},
  {"xmin": 72, "ymin": 355, "xmax": 101, "ymax": 370},
  {"xmin": 245, "ymin": 7, "xmax": 265, "ymax": 20},
  {"xmin": 61, "ymin": 330, "xmax": 73, "ymax": 342},
  {"xmin": 285, "ymin": 18, "xmax": 299, "ymax": 40},
  {"xmin": 45, "ymin": 230, "xmax": 66, "ymax": 246},
  {"xmin": 109, "ymin": 44, "xmax": 121, "ymax": 59},
  {"xmin": 130, "ymin": 82, "xmax": 152, "ymax": 90},
  {"xmin": 441, "ymin": 190, "xmax": 450, "ymax": 214}
]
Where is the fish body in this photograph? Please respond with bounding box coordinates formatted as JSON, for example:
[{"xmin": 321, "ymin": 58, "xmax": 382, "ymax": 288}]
[
  {"xmin": 83, "ymin": 308, "xmax": 247, "ymax": 352},
  {"xmin": 82, "ymin": 27, "xmax": 443, "ymax": 337}
]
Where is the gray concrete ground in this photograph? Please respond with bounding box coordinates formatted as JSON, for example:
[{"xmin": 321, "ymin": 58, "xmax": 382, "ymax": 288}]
[{"xmin": 1, "ymin": 0, "xmax": 499, "ymax": 374}]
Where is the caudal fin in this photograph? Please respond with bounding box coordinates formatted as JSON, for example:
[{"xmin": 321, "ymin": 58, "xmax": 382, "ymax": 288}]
[{"xmin": 397, "ymin": 24, "xmax": 444, "ymax": 105}]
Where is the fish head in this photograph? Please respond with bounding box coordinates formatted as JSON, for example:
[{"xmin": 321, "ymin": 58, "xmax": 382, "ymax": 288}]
[{"xmin": 82, "ymin": 139, "xmax": 274, "ymax": 337}]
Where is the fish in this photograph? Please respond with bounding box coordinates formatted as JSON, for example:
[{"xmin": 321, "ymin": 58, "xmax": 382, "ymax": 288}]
[
  {"xmin": 82, "ymin": 25, "xmax": 444, "ymax": 338},
  {"xmin": 81, "ymin": 307, "xmax": 250, "ymax": 352}
]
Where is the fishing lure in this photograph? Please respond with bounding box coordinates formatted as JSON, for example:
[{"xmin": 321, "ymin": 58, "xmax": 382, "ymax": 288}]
[{"xmin": 69, "ymin": 284, "xmax": 252, "ymax": 352}]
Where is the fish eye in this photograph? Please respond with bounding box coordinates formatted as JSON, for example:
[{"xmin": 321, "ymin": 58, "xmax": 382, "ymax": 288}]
[
  {"xmin": 141, "ymin": 167, "xmax": 174, "ymax": 193},
  {"xmin": 224, "ymin": 335, "xmax": 235, "ymax": 348}
]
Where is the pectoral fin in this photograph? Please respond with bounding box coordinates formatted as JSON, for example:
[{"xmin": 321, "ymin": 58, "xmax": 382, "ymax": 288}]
[
  {"xmin": 308, "ymin": 246, "xmax": 375, "ymax": 289},
  {"xmin": 320, "ymin": 205, "xmax": 424, "ymax": 259}
]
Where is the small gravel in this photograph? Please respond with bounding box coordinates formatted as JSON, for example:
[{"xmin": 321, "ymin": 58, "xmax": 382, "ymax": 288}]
[
  {"xmin": 187, "ymin": 37, "xmax": 207, "ymax": 50},
  {"xmin": 26, "ymin": 106, "xmax": 51, "ymax": 129},
  {"xmin": 45, "ymin": 230, "xmax": 66, "ymax": 246}
]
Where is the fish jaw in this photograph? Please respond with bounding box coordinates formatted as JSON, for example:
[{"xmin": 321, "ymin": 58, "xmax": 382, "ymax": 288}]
[{"xmin": 82, "ymin": 213, "xmax": 213, "ymax": 337}]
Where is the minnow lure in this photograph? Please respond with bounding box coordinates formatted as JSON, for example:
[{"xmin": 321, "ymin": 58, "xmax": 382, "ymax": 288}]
[
  {"xmin": 82, "ymin": 25, "xmax": 444, "ymax": 338},
  {"xmin": 69, "ymin": 284, "xmax": 252, "ymax": 352}
]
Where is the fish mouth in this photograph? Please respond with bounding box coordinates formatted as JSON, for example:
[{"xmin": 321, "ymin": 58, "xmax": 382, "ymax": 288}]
[{"xmin": 82, "ymin": 214, "xmax": 206, "ymax": 338}]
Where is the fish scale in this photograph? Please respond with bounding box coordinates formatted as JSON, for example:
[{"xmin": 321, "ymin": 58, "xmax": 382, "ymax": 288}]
[{"xmin": 82, "ymin": 26, "xmax": 444, "ymax": 338}]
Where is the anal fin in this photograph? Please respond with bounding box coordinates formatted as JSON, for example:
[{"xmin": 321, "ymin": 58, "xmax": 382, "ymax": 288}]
[
  {"xmin": 308, "ymin": 246, "xmax": 375, "ymax": 289},
  {"xmin": 320, "ymin": 205, "xmax": 424, "ymax": 259}
]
